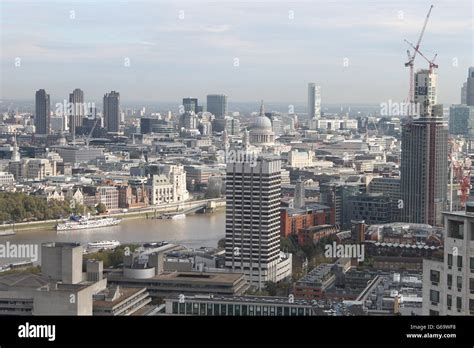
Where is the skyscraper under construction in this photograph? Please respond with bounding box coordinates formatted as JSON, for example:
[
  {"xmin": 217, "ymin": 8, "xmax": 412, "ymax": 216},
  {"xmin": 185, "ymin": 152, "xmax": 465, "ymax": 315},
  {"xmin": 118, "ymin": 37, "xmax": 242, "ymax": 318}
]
[{"xmin": 400, "ymin": 69, "xmax": 448, "ymax": 226}]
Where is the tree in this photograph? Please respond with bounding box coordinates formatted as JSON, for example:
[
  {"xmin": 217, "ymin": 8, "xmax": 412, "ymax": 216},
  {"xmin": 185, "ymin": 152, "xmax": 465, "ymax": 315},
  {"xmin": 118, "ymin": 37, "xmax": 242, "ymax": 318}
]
[
  {"xmin": 96, "ymin": 203, "xmax": 107, "ymax": 214},
  {"xmin": 217, "ymin": 238, "xmax": 226, "ymax": 249},
  {"xmin": 264, "ymin": 281, "xmax": 277, "ymax": 296}
]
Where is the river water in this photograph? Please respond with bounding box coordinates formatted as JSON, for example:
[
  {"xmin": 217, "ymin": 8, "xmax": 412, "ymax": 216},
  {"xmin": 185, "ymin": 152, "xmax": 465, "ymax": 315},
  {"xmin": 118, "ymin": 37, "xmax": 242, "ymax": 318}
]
[{"xmin": 0, "ymin": 211, "xmax": 226, "ymax": 264}]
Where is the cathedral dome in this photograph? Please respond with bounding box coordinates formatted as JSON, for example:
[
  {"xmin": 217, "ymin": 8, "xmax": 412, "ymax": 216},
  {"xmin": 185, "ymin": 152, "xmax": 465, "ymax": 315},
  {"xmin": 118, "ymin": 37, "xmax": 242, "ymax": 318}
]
[{"xmin": 252, "ymin": 115, "xmax": 272, "ymax": 130}]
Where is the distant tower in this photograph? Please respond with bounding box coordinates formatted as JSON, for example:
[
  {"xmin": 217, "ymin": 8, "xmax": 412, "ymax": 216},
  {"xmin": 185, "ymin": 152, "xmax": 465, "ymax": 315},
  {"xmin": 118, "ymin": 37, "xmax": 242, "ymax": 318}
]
[
  {"xmin": 294, "ymin": 178, "xmax": 305, "ymax": 209},
  {"xmin": 222, "ymin": 128, "xmax": 229, "ymax": 150},
  {"xmin": 466, "ymin": 67, "xmax": 474, "ymax": 106},
  {"xmin": 183, "ymin": 98, "xmax": 199, "ymax": 113},
  {"xmin": 243, "ymin": 128, "xmax": 250, "ymax": 149},
  {"xmin": 307, "ymin": 83, "xmax": 321, "ymax": 120},
  {"xmin": 69, "ymin": 89, "xmax": 85, "ymax": 141},
  {"xmin": 11, "ymin": 135, "xmax": 20, "ymax": 162},
  {"xmin": 35, "ymin": 89, "xmax": 51, "ymax": 134},
  {"xmin": 103, "ymin": 91, "xmax": 120, "ymax": 133},
  {"xmin": 461, "ymin": 81, "xmax": 467, "ymax": 105},
  {"xmin": 206, "ymin": 94, "xmax": 228, "ymax": 118}
]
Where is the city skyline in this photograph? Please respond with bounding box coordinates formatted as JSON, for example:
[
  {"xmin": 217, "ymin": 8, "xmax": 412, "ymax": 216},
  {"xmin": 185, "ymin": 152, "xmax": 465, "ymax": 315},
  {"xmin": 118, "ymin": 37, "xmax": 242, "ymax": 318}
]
[{"xmin": 1, "ymin": 0, "xmax": 472, "ymax": 104}]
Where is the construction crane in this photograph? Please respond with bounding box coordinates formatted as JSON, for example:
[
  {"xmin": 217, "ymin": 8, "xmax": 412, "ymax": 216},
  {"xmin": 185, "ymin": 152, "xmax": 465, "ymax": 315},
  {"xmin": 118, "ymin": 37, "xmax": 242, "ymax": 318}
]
[
  {"xmin": 405, "ymin": 4, "xmax": 434, "ymax": 103},
  {"xmin": 404, "ymin": 39, "xmax": 438, "ymax": 73},
  {"xmin": 86, "ymin": 117, "xmax": 100, "ymax": 148}
]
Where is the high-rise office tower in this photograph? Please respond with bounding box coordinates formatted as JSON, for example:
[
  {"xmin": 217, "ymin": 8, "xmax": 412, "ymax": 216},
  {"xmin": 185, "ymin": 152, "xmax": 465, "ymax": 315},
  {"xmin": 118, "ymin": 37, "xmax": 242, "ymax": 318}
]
[
  {"xmin": 307, "ymin": 83, "xmax": 321, "ymax": 120},
  {"xmin": 103, "ymin": 91, "xmax": 120, "ymax": 133},
  {"xmin": 461, "ymin": 81, "xmax": 467, "ymax": 105},
  {"xmin": 182, "ymin": 98, "xmax": 198, "ymax": 113},
  {"xmin": 225, "ymin": 157, "xmax": 282, "ymax": 289},
  {"xmin": 422, "ymin": 203, "xmax": 474, "ymax": 315},
  {"xmin": 207, "ymin": 94, "xmax": 228, "ymax": 118},
  {"xmin": 68, "ymin": 88, "xmax": 84, "ymax": 139},
  {"xmin": 466, "ymin": 67, "xmax": 474, "ymax": 106},
  {"xmin": 35, "ymin": 89, "xmax": 51, "ymax": 134},
  {"xmin": 68, "ymin": 88, "xmax": 85, "ymax": 129},
  {"xmin": 401, "ymin": 69, "xmax": 448, "ymax": 226}
]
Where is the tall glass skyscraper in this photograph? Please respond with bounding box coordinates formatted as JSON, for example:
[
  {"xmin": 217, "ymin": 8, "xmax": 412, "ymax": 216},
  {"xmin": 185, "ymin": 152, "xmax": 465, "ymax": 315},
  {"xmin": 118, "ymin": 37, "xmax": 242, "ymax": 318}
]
[{"xmin": 206, "ymin": 94, "xmax": 228, "ymax": 118}]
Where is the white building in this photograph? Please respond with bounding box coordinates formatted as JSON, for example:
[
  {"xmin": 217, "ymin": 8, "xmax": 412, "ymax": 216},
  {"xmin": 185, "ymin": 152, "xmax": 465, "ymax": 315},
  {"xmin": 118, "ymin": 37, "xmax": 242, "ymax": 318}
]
[
  {"xmin": 287, "ymin": 149, "xmax": 315, "ymax": 169},
  {"xmin": 0, "ymin": 172, "xmax": 15, "ymax": 186},
  {"xmin": 8, "ymin": 158, "xmax": 57, "ymax": 180},
  {"xmin": 225, "ymin": 157, "xmax": 292, "ymax": 289},
  {"xmin": 147, "ymin": 165, "xmax": 189, "ymax": 205},
  {"xmin": 316, "ymin": 118, "xmax": 358, "ymax": 130},
  {"xmin": 422, "ymin": 203, "xmax": 474, "ymax": 315}
]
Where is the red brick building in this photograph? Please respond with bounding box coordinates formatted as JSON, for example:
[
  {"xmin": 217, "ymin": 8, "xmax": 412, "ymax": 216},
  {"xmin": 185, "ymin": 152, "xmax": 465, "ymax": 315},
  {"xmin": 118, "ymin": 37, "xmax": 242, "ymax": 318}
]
[
  {"xmin": 280, "ymin": 204, "xmax": 332, "ymax": 245},
  {"xmin": 118, "ymin": 183, "xmax": 148, "ymax": 209}
]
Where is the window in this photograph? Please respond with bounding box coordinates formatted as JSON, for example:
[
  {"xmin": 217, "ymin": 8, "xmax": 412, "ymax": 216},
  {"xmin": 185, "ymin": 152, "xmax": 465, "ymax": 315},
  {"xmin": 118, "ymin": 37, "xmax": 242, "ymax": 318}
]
[
  {"xmin": 448, "ymin": 220, "xmax": 464, "ymax": 239},
  {"xmin": 470, "ymin": 299, "xmax": 474, "ymax": 314},
  {"xmin": 228, "ymin": 304, "xmax": 234, "ymax": 316},
  {"xmin": 200, "ymin": 303, "xmax": 206, "ymax": 315},
  {"xmin": 214, "ymin": 304, "xmax": 220, "ymax": 316},
  {"xmin": 249, "ymin": 305, "xmax": 254, "ymax": 315},
  {"xmin": 457, "ymin": 297, "xmax": 462, "ymax": 310},
  {"xmin": 470, "ymin": 257, "xmax": 474, "ymax": 271},
  {"xmin": 447, "ymin": 295, "xmax": 452, "ymax": 308},
  {"xmin": 179, "ymin": 302, "xmax": 185, "ymax": 315},
  {"xmin": 186, "ymin": 303, "xmax": 192, "ymax": 314},
  {"xmin": 470, "ymin": 278, "xmax": 474, "ymax": 291},
  {"xmin": 207, "ymin": 304, "xmax": 213, "ymax": 316},
  {"xmin": 235, "ymin": 305, "xmax": 241, "ymax": 316},
  {"xmin": 430, "ymin": 290, "xmax": 439, "ymax": 303},
  {"xmin": 447, "ymin": 274, "xmax": 453, "ymax": 287},
  {"xmin": 430, "ymin": 270, "xmax": 440, "ymax": 283},
  {"xmin": 457, "ymin": 276, "xmax": 463, "ymax": 290},
  {"xmin": 172, "ymin": 302, "xmax": 178, "ymax": 314},
  {"xmin": 448, "ymin": 254, "xmax": 453, "ymax": 267},
  {"xmin": 458, "ymin": 256, "xmax": 463, "ymax": 269},
  {"xmin": 429, "ymin": 310, "xmax": 439, "ymax": 316},
  {"xmin": 242, "ymin": 305, "xmax": 247, "ymax": 316}
]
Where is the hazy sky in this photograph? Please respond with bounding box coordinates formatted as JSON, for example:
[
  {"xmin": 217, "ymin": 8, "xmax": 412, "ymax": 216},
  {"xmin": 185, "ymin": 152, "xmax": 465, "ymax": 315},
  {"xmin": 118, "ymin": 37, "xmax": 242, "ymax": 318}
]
[{"xmin": 0, "ymin": 0, "xmax": 472, "ymax": 105}]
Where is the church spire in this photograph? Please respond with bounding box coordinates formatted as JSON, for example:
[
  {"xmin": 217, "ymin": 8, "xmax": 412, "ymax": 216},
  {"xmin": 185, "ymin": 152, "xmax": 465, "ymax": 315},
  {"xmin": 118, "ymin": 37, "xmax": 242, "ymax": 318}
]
[{"xmin": 259, "ymin": 100, "xmax": 265, "ymax": 116}]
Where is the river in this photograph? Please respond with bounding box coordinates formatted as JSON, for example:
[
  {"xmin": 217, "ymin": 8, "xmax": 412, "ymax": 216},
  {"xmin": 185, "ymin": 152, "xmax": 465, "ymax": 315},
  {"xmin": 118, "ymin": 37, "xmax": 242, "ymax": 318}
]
[{"xmin": 0, "ymin": 211, "xmax": 226, "ymax": 264}]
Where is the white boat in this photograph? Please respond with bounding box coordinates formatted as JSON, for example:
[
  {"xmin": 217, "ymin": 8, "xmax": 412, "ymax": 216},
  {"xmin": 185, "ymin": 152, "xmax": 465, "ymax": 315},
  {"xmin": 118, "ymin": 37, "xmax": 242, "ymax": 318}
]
[
  {"xmin": 160, "ymin": 213, "xmax": 186, "ymax": 220},
  {"xmin": 87, "ymin": 240, "xmax": 121, "ymax": 250},
  {"xmin": 56, "ymin": 216, "xmax": 121, "ymax": 231},
  {"xmin": 0, "ymin": 230, "xmax": 15, "ymax": 237},
  {"xmin": 170, "ymin": 213, "xmax": 186, "ymax": 220}
]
